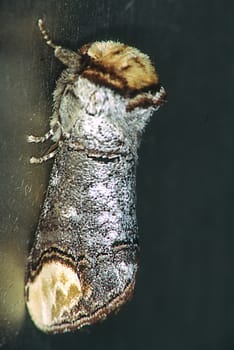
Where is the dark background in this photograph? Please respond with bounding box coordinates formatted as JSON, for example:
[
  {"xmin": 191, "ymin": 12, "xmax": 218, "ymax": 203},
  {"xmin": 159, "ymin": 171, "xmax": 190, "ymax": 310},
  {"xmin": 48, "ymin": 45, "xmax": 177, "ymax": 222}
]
[{"xmin": 0, "ymin": 0, "xmax": 233, "ymax": 349}]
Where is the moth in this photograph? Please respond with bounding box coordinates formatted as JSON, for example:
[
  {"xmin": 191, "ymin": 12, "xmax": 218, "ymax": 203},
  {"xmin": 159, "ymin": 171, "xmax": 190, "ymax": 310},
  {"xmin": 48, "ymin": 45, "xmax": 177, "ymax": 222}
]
[{"xmin": 25, "ymin": 19, "xmax": 166, "ymax": 333}]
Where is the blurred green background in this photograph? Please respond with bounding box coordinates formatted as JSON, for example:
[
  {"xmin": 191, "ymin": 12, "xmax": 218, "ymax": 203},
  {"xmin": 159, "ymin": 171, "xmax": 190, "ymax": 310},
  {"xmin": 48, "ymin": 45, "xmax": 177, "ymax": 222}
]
[{"xmin": 0, "ymin": 1, "xmax": 234, "ymax": 349}]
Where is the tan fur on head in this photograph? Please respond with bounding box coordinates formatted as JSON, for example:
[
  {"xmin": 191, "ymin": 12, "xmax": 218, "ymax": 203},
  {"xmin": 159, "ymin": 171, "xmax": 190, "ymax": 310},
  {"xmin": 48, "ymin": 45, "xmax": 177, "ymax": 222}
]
[{"xmin": 81, "ymin": 41, "xmax": 159, "ymax": 94}]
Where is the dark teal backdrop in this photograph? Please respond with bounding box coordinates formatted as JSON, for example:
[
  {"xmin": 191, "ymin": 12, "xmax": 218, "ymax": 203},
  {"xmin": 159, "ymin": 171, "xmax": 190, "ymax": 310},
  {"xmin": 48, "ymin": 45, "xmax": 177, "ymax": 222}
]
[{"xmin": 0, "ymin": 1, "xmax": 233, "ymax": 349}]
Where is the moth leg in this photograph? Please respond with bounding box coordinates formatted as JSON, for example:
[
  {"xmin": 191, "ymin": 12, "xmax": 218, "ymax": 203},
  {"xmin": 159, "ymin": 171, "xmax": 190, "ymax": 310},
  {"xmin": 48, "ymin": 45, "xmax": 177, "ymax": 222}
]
[
  {"xmin": 30, "ymin": 147, "xmax": 59, "ymax": 164},
  {"xmin": 30, "ymin": 151, "xmax": 57, "ymax": 164},
  {"xmin": 29, "ymin": 137, "xmax": 61, "ymax": 164},
  {"xmin": 27, "ymin": 121, "xmax": 61, "ymax": 144},
  {"xmin": 126, "ymin": 86, "xmax": 167, "ymax": 112},
  {"xmin": 38, "ymin": 18, "xmax": 58, "ymax": 50},
  {"xmin": 27, "ymin": 129, "xmax": 55, "ymax": 144},
  {"xmin": 38, "ymin": 18, "xmax": 82, "ymax": 69}
]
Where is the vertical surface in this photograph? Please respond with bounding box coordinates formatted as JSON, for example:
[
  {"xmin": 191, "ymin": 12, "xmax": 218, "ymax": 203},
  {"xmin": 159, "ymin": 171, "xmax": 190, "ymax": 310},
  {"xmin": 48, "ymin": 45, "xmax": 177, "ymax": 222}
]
[{"xmin": 0, "ymin": 0, "xmax": 234, "ymax": 349}]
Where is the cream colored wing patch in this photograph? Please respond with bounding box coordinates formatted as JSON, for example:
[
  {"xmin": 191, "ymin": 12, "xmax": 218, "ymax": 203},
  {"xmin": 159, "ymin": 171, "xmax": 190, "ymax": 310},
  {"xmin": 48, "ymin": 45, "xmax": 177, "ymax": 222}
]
[{"xmin": 26, "ymin": 261, "xmax": 82, "ymax": 332}]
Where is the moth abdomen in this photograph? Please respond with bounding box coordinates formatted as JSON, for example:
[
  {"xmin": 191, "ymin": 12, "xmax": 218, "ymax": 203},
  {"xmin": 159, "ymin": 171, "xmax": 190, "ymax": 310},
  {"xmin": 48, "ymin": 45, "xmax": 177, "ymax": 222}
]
[{"xmin": 25, "ymin": 19, "xmax": 166, "ymax": 333}]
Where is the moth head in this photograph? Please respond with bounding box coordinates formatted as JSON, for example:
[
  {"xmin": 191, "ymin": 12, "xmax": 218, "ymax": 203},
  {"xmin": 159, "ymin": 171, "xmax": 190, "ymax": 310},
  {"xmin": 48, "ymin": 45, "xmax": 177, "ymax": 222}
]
[
  {"xmin": 79, "ymin": 41, "xmax": 159, "ymax": 94},
  {"xmin": 38, "ymin": 19, "xmax": 166, "ymax": 112},
  {"xmin": 80, "ymin": 41, "xmax": 166, "ymax": 112}
]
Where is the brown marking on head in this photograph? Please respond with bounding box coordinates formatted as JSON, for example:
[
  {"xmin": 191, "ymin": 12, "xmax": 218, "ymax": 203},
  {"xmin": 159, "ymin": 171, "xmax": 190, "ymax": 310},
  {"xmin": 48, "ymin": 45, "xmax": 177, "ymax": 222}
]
[{"xmin": 79, "ymin": 41, "xmax": 160, "ymax": 96}]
